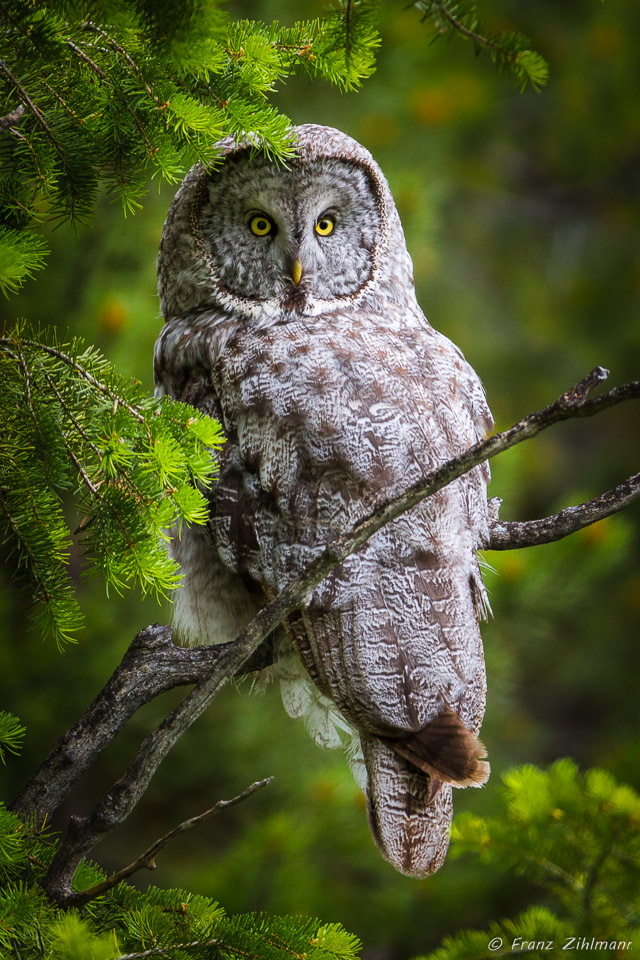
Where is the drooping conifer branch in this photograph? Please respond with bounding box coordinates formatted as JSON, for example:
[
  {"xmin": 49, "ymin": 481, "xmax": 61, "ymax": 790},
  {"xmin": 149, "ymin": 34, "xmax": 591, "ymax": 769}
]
[
  {"xmin": 30, "ymin": 368, "xmax": 638, "ymax": 905},
  {"xmin": 412, "ymin": 0, "xmax": 549, "ymax": 90},
  {"xmin": 0, "ymin": 329, "xmax": 226, "ymax": 645}
]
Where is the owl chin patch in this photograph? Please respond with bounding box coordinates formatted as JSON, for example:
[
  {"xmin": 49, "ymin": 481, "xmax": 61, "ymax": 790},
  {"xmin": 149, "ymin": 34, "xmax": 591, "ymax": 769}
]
[{"xmin": 281, "ymin": 286, "xmax": 309, "ymax": 314}]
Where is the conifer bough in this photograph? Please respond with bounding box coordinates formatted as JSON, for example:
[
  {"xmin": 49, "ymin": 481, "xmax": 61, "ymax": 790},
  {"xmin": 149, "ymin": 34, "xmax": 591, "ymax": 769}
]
[{"xmin": 0, "ymin": 0, "xmax": 547, "ymax": 298}]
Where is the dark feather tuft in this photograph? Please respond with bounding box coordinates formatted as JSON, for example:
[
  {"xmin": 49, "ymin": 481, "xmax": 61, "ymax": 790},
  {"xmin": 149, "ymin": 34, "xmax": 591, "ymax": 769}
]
[{"xmin": 384, "ymin": 710, "xmax": 490, "ymax": 788}]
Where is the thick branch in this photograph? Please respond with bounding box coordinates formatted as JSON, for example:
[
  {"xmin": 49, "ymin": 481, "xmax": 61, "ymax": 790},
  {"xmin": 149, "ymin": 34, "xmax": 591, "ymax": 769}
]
[
  {"xmin": 37, "ymin": 368, "xmax": 639, "ymax": 903},
  {"xmin": 68, "ymin": 777, "xmax": 273, "ymax": 908}
]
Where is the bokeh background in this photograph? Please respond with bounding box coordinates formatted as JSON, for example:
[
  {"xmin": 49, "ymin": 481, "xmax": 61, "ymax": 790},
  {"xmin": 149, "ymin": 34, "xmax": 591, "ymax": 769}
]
[{"xmin": 2, "ymin": 1, "xmax": 639, "ymax": 957}]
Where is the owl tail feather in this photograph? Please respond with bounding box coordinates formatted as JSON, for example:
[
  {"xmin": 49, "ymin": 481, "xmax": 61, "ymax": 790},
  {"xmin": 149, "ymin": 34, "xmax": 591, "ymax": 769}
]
[
  {"xmin": 361, "ymin": 734, "xmax": 453, "ymax": 878},
  {"xmin": 386, "ymin": 710, "xmax": 490, "ymax": 789}
]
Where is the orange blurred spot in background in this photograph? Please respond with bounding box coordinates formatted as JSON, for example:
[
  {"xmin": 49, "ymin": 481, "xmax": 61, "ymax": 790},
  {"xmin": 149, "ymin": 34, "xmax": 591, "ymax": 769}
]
[
  {"xmin": 409, "ymin": 74, "xmax": 485, "ymax": 127},
  {"xmin": 98, "ymin": 299, "xmax": 129, "ymax": 334}
]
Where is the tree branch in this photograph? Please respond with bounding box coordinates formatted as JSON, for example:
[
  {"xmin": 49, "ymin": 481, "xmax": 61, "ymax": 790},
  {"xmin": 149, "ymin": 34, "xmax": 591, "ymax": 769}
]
[
  {"xmin": 487, "ymin": 472, "xmax": 640, "ymax": 550},
  {"xmin": 10, "ymin": 624, "xmax": 275, "ymax": 820},
  {"xmin": 16, "ymin": 467, "xmax": 636, "ymax": 824},
  {"xmin": 68, "ymin": 777, "xmax": 273, "ymax": 908},
  {"xmin": 26, "ymin": 367, "xmax": 638, "ymax": 904}
]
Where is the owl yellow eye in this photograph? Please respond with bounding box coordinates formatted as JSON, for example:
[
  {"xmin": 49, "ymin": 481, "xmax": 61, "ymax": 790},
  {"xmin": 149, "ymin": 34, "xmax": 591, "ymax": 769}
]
[
  {"xmin": 250, "ymin": 215, "xmax": 273, "ymax": 236},
  {"xmin": 315, "ymin": 216, "xmax": 335, "ymax": 237}
]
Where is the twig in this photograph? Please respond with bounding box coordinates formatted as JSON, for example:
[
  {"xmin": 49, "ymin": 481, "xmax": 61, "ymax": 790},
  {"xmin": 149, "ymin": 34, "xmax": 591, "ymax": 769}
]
[
  {"xmin": 65, "ymin": 38, "xmax": 107, "ymax": 80},
  {"xmin": 0, "ymin": 59, "xmax": 65, "ymax": 155},
  {"xmin": 112, "ymin": 942, "xmax": 219, "ymax": 960},
  {"xmin": 40, "ymin": 367, "xmax": 101, "ymax": 455},
  {"xmin": 16, "ymin": 341, "xmax": 50, "ymax": 482},
  {"xmin": 0, "ymin": 493, "xmax": 53, "ymax": 604},
  {"xmin": 415, "ymin": 0, "xmax": 522, "ymax": 64},
  {"xmin": 80, "ymin": 22, "xmax": 163, "ymax": 106},
  {"xmin": 7, "ymin": 126, "xmax": 47, "ymax": 184},
  {"xmin": 69, "ymin": 777, "xmax": 273, "ymax": 907},
  {"xmin": 38, "ymin": 368, "xmax": 639, "ymax": 904},
  {"xmin": 8, "ymin": 337, "xmax": 147, "ymax": 425}
]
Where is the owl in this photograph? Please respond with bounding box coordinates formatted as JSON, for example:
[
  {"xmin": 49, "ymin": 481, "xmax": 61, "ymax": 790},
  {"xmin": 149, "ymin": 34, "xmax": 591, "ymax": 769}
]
[{"xmin": 154, "ymin": 124, "xmax": 494, "ymax": 878}]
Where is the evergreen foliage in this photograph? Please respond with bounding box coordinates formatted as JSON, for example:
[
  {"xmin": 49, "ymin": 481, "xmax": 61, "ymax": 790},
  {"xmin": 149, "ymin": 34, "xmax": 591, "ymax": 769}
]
[
  {"xmin": 417, "ymin": 760, "xmax": 640, "ymax": 959},
  {"xmin": 411, "ymin": 1, "xmax": 549, "ymax": 91},
  {"xmin": 0, "ymin": 325, "xmax": 224, "ymax": 645},
  {"xmin": 0, "ymin": 0, "xmax": 380, "ymax": 292},
  {"xmin": 0, "ymin": 712, "xmax": 26, "ymax": 764}
]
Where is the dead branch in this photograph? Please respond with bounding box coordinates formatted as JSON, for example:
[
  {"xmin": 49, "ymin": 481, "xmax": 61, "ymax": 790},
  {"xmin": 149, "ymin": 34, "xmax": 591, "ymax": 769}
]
[
  {"xmin": 14, "ymin": 468, "xmax": 636, "ymax": 831},
  {"xmin": 488, "ymin": 472, "xmax": 640, "ymax": 550},
  {"xmin": 17, "ymin": 367, "xmax": 637, "ymax": 905}
]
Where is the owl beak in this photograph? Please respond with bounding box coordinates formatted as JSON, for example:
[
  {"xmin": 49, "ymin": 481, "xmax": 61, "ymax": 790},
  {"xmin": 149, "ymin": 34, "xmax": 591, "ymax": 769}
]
[{"xmin": 292, "ymin": 259, "xmax": 302, "ymax": 286}]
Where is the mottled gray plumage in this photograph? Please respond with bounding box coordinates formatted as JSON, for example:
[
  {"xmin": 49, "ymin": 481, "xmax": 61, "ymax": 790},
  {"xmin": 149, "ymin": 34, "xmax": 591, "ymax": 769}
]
[{"xmin": 154, "ymin": 124, "xmax": 494, "ymax": 877}]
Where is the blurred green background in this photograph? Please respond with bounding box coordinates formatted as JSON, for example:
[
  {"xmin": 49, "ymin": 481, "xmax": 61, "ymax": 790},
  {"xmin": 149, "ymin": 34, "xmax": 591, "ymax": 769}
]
[{"xmin": 1, "ymin": 1, "xmax": 639, "ymax": 957}]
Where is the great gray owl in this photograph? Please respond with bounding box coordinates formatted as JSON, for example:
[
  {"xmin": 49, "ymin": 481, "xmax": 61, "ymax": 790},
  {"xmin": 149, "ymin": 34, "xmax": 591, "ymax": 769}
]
[{"xmin": 154, "ymin": 124, "xmax": 493, "ymax": 878}]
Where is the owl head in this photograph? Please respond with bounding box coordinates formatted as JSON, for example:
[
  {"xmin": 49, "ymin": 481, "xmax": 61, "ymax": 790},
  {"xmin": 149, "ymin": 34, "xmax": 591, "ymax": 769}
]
[{"xmin": 157, "ymin": 125, "xmax": 415, "ymax": 322}]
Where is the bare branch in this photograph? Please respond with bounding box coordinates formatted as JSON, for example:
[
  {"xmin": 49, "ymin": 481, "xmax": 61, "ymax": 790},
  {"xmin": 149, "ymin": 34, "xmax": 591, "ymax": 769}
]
[
  {"xmin": 23, "ymin": 462, "xmax": 631, "ymax": 818},
  {"xmin": 488, "ymin": 473, "xmax": 640, "ymax": 550},
  {"xmin": 10, "ymin": 624, "xmax": 274, "ymax": 820},
  {"xmin": 69, "ymin": 777, "xmax": 273, "ymax": 908},
  {"xmin": 33, "ymin": 368, "xmax": 639, "ymax": 903}
]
